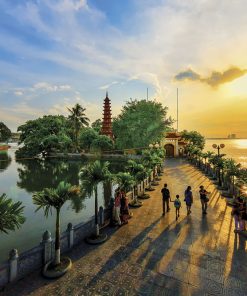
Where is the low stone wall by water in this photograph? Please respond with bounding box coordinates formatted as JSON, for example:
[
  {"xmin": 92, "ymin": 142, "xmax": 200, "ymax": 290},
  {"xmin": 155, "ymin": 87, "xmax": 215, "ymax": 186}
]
[
  {"xmin": 0, "ymin": 170, "xmax": 158, "ymax": 290},
  {"xmin": 0, "ymin": 212, "xmax": 107, "ymax": 289}
]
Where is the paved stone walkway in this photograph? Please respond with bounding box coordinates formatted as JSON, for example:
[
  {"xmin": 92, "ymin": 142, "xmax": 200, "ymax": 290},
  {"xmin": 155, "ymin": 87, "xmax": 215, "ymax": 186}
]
[{"xmin": 2, "ymin": 159, "xmax": 247, "ymax": 296}]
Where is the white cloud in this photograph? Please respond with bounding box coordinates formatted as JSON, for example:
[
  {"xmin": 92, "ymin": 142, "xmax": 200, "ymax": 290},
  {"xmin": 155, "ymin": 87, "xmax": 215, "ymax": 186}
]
[
  {"xmin": 46, "ymin": 0, "xmax": 88, "ymax": 12},
  {"xmin": 32, "ymin": 82, "xmax": 71, "ymax": 92},
  {"xmin": 14, "ymin": 91, "xmax": 23, "ymax": 96},
  {"xmin": 99, "ymin": 81, "xmax": 119, "ymax": 90}
]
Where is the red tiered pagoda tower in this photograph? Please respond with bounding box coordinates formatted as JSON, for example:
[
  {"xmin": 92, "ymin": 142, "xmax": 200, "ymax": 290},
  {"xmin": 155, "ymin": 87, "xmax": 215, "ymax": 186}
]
[{"xmin": 101, "ymin": 92, "xmax": 113, "ymax": 139}]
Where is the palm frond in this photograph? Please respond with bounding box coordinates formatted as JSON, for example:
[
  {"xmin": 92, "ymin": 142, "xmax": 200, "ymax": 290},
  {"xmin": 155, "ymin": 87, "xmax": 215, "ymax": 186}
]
[
  {"xmin": 0, "ymin": 194, "xmax": 25, "ymax": 234},
  {"xmin": 33, "ymin": 181, "xmax": 81, "ymax": 216}
]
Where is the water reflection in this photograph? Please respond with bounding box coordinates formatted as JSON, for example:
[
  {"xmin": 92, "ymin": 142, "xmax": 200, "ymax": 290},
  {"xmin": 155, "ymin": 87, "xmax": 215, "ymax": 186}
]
[
  {"xmin": 16, "ymin": 158, "xmax": 83, "ymax": 192},
  {"xmin": 16, "ymin": 158, "xmax": 89, "ymax": 214},
  {"xmin": 0, "ymin": 152, "xmax": 12, "ymax": 172},
  {"xmin": 15, "ymin": 157, "xmax": 125, "ymax": 216}
]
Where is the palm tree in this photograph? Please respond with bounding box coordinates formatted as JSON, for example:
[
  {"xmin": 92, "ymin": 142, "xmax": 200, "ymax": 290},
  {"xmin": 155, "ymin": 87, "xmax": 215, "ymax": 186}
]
[
  {"xmin": 0, "ymin": 194, "xmax": 25, "ymax": 234},
  {"xmin": 114, "ymin": 172, "xmax": 136, "ymax": 205},
  {"xmin": 142, "ymin": 149, "xmax": 161, "ymax": 183},
  {"xmin": 209, "ymin": 155, "xmax": 225, "ymax": 186},
  {"xmin": 67, "ymin": 104, "xmax": 90, "ymax": 152},
  {"xmin": 79, "ymin": 160, "xmax": 111, "ymax": 239},
  {"xmin": 202, "ymin": 151, "xmax": 214, "ymax": 173},
  {"xmin": 190, "ymin": 147, "xmax": 201, "ymax": 166},
  {"xmin": 224, "ymin": 159, "xmax": 241, "ymax": 193},
  {"xmin": 126, "ymin": 160, "xmax": 146, "ymax": 203},
  {"xmin": 33, "ymin": 181, "xmax": 80, "ymax": 266}
]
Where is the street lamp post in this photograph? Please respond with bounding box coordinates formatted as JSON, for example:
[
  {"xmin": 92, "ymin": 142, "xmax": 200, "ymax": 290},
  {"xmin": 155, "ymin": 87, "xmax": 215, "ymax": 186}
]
[{"xmin": 212, "ymin": 143, "xmax": 225, "ymax": 187}]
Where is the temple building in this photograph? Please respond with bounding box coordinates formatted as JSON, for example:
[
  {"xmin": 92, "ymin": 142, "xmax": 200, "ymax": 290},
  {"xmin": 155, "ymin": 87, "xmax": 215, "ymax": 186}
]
[
  {"xmin": 100, "ymin": 92, "xmax": 114, "ymax": 140},
  {"xmin": 160, "ymin": 131, "xmax": 187, "ymax": 157}
]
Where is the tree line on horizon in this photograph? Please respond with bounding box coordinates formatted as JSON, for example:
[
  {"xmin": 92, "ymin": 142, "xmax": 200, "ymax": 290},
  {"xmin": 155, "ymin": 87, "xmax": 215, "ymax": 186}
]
[{"xmin": 10, "ymin": 99, "xmax": 174, "ymax": 158}]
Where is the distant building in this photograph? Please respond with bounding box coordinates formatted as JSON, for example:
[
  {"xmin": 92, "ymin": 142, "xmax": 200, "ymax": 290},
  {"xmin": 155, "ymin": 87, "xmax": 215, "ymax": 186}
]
[
  {"xmin": 160, "ymin": 131, "xmax": 187, "ymax": 157},
  {"xmin": 10, "ymin": 132, "xmax": 20, "ymax": 142},
  {"xmin": 227, "ymin": 134, "xmax": 236, "ymax": 139},
  {"xmin": 100, "ymin": 92, "xmax": 114, "ymax": 140}
]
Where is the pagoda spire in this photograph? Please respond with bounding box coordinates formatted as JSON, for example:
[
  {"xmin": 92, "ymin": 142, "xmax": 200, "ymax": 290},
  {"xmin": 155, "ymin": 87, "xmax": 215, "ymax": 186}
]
[{"xmin": 100, "ymin": 92, "xmax": 113, "ymax": 140}]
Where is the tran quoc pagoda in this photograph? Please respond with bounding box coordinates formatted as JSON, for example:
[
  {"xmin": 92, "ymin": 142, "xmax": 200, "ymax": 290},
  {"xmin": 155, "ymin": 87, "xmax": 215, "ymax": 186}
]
[{"xmin": 100, "ymin": 92, "xmax": 114, "ymax": 140}]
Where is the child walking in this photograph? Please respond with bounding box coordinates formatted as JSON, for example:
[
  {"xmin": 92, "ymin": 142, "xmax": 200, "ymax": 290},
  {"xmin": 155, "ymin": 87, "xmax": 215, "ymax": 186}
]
[{"xmin": 174, "ymin": 194, "xmax": 181, "ymax": 220}]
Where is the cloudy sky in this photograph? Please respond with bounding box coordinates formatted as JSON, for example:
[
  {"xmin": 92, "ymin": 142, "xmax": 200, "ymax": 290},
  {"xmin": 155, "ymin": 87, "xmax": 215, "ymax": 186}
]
[{"xmin": 0, "ymin": 0, "xmax": 247, "ymax": 137}]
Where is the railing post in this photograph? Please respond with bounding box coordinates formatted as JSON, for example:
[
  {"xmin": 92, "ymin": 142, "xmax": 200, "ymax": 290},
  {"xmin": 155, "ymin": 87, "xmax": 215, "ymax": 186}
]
[
  {"xmin": 42, "ymin": 230, "xmax": 53, "ymax": 265},
  {"xmin": 9, "ymin": 249, "xmax": 18, "ymax": 283},
  {"xmin": 67, "ymin": 223, "xmax": 74, "ymax": 249}
]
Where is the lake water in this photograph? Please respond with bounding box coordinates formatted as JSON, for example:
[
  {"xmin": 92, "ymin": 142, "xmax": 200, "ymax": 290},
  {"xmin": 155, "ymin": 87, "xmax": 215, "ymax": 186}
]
[
  {"xmin": 0, "ymin": 148, "xmax": 124, "ymax": 263},
  {"xmin": 204, "ymin": 139, "xmax": 247, "ymax": 167}
]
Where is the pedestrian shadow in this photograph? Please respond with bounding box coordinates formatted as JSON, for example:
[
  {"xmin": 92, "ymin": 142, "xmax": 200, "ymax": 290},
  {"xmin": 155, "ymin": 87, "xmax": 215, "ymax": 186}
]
[{"xmin": 86, "ymin": 217, "xmax": 163, "ymax": 286}]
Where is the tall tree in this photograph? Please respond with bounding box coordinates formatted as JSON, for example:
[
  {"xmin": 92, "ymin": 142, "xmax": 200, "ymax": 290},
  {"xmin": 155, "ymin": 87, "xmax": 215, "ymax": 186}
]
[
  {"xmin": 0, "ymin": 194, "xmax": 25, "ymax": 234},
  {"xmin": 33, "ymin": 181, "xmax": 80, "ymax": 265},
  {"xmin": 180, "ymin": 130, "xmax": 205, "ymax": 150},
  {"xmin": 79, "ymin": 128, "xmax": 98, "ymax": 151},
  {"xmin": 90, "ymin": 135, "xmax": 114, "ymax": 152},
  {"xmin": 0, "ymin": 122, "xmax": 11, "ymax": 142},
  {"xmin": 16, "ymin": 115, "xmax": 72, "ymax": 157},
  {"xmin": 112, "ymin": 99, "xmax": 173, "ymax": 150},
  {"xmin": 91, "ymin": 119, "xmax": 102, "ymax": 133},
  {"xmin": 67, "ymin": 104, "xmax": 90, "ymax": 152}
]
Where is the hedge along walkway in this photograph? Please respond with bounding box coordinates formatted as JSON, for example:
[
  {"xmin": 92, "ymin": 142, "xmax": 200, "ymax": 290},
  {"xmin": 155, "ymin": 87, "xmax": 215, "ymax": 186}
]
[{"xmin": 2, "ymin": 159, "xmax": 247, "ymax": 296}]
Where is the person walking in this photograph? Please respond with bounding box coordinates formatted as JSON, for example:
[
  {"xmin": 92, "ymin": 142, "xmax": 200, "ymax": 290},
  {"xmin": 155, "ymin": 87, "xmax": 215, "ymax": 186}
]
[
  {"xmin": 161, "ymin": 183, "xmax": 170, "ymax": 216},
  {"xmin": 231, "ymin": 201, "xmax": 240, "ymax": 232},
  {"xmin": 237, "ymin": 196, "xmax": 246, "ymax": 231},
  {"xmin": 174, "ymin": 194, "xmax": 181, "ymax": 220},
  {"xmin": 184, "ymin": 186, "xmax": 193, "ymax": 215},
  {"xmin": 199, "ymin": 185, "xmax": 210, "ymax": 214},
  {"xmin": 114, "ymin": 188, "xmax": 122, "ymax": 226},
  {"xmin": 120, "ymin": 190, "xmax": 129, "ymax": 224}
]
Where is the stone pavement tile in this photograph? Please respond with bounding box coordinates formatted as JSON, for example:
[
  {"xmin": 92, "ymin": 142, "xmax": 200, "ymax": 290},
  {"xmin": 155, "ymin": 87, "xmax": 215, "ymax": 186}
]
[
  {"xmin": 135, "ymin": 281, "xmax": 159, "ymax": 296},
  {"xmin": 189, "ymin": 256, "xmax": 209, "ymax": 270},
  {"xmin": 157, "ymin": 263, "xmax": 174, "ymax": 278},
  {"xmin": 188, "ymin": 284, "xmax": 216, "ymax": 296},
  {"xmin": 222, "ymin": 287, "xmax": 246, "ymax": 296},
  {"xmin": 171, "ymin": 267, "xmax": 189, "ymax": 283},
  {"xmin": 112, "ymin": 287, "xmax": 136, "ymax": 296},
  {"xmin": 159, "ymin": 276, "xmax": 190, "ymax": 295},
  {"xmin": 146, "ymin": 272, "xmax": 168, "ymax": 288},
  {"xmin": 93, "ymin": 279, "xmax": 118, "ymax": 295},
  {"xmin": 126, "ymin": 264, "xmax": 144, "ymax": 278},
  {"xmin": 178, "ymin": 249, "xmax": 193, "ymax": 263},
  {"xmin": 224, "ymin": 275, "xmax": 247, "ymax": 291},
  {"xmin": 189, "ymin": 262, "xmax": 224, "ymax": 285},
  {"xmin": 188, "ymin": 269, "xmax": 202, "ymax": 287},
  {"xmin": 198, "ymin": 278, "xmax": 224, "ymax": 295}
]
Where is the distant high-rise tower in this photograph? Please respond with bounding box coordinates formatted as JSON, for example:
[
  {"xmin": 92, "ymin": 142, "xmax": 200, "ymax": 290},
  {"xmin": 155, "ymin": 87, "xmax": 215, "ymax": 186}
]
[{"xmin": 101, "ymin": 92, "xmax": 113, "ymax": 139}]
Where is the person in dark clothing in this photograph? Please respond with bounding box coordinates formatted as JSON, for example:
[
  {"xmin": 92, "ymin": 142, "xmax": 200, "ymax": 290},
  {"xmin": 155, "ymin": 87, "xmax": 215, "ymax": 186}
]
[
  {"xmin": 161, "ymin": 183, "xmax": 170, "ymax": 215},
  {"xmin": 184, "ymin": 186, "xmax": 193, "ymax": 215},
  {"xmin": 199, "ymin": 185, "xmax": 210, "ymax": 214}
]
